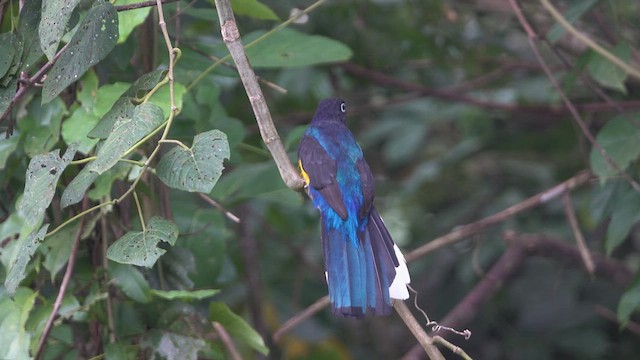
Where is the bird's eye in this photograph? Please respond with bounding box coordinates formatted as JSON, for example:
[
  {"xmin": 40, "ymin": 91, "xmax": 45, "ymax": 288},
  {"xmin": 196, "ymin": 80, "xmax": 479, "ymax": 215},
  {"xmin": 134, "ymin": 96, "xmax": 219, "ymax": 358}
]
[{"xmin": 340, "ymin": 103, "xmax": 346, "ymax": 113}]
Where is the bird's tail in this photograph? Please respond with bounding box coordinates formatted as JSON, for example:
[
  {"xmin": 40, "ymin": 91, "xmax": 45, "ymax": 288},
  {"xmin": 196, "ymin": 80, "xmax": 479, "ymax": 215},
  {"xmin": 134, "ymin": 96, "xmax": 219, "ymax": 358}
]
[{"xmin": 323, "ymin": 207, "xmax": 410, "ymax": 317}]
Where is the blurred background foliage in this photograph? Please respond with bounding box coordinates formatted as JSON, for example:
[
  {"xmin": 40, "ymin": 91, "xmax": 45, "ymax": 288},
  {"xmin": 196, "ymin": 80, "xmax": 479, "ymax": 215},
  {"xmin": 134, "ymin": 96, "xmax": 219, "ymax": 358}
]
[{"xmin": 1, "ymin": 0, "xmax": 640, "ymax": 359}]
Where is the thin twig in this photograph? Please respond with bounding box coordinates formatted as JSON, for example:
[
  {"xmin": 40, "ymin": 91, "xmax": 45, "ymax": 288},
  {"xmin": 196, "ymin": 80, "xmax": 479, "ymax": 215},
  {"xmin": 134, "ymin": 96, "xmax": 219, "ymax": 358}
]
[
  {"xmin": 35, "ymin": 200, "xmax": 88, "ymax": 360},
  {"xmin": 538, "ymin": 0, "xmax": 640, "ymax": 80},
  {"xmin": 562, "ymin": 192, "xmax": 595, "ymax": 274},
  {"xmin": 393, "ymin": 301, "xmax": 446, "ymax": 360},
  {"xmin": 432, "ymin": 336, "xmax": 473, "ymax": 360},
  {"xmin": 273, "ymin": 296, "xmax": 330, "ymax": 342},
  {"xmin": 508, "ymin": 0, "xmax": 640, "ymax": 193},
  {"xmin": 213, "ymin": 0, "xmax": 304, "ymax": 190},
  {"xmin": 213, "ymin": 321, "xmax": 243, "ymax": 360},
  {"xmin": 405, "ymin": 170, "xmax": 592, "ymax": 262},
  {"xmin": 197, "ymin": 193, "xmax": 240, "ymax": 223},
  {"xmin": 115, "ymin": 0, "xmax": 179, "ymax": 12}
]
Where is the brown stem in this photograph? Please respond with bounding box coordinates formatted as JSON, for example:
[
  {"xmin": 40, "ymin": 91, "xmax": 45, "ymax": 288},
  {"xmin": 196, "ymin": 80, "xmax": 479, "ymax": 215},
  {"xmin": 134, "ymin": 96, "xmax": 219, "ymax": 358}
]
[
  {"xmin": 213, "ymin": 321, "xmax": 243, "ymax": 360},
  {"xmin": 115, "ymin": 0, "xmax": 179, "ymax": 12},
  {"xmin": 394, "ymin": 301, "xmax": 446, "ymax": 360}
]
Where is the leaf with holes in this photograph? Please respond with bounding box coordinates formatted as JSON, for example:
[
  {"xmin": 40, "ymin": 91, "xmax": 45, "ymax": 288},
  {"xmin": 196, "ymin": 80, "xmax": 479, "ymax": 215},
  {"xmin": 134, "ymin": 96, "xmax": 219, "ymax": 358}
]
[
  {"xmin": 42, "ymin": 0, "xmax": 119, "ymax": 103},
  {"xmin": 157, "ymin": 130, "xmax": 230, "ymax": 193},
  {"xmin": 40, "ymin": 0, "xmax": 81, "ymax": 60},
  {"xmin": 89, "ymin": 103, "xmax": 164, "ymax": 174},
  {"xmin": 17, "ymin": 0, "xmax": 42, "ymax": 70},
  {"xmin": 245, "ymin": 28, "xmax": 352, "ymax": 68},
  {"xmin": 61, "ymin": 167, "xmax": 99, "ymax": 209},
  {"xmin": 4, "ymin": 225, "xmax": 49, "ymax": 295},
  {"xmin": 17, "ymin": 144, "xmax": 78, "ymax": 228},
  {"xmin": 106, "ymin": 217, "xmax": 179, "ymax": 268},
  {"xmin": 589, "ymin": 114, "xmax": 640, "ymax": 179}
]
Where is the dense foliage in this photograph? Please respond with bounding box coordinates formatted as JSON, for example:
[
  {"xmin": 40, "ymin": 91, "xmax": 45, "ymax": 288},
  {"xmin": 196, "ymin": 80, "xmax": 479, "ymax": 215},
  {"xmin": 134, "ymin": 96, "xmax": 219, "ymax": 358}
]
[{"xmin": 1, "ymin": 0, "xmax": 640, "ymax": 359}]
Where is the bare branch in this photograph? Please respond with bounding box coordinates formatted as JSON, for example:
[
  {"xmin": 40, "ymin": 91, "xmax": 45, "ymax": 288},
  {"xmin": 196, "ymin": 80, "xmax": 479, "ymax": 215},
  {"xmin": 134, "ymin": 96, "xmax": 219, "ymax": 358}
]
[
  {"xmin": 213, "ymin": 321, "xmax": 243, "ymax": 360},
  {"xmin": 393, "ymin": 301, "xmax": 446, "ymax": 360},
  {"xmin": 562, "ymin": 193, "xmax": 595, "ymax": 274}
]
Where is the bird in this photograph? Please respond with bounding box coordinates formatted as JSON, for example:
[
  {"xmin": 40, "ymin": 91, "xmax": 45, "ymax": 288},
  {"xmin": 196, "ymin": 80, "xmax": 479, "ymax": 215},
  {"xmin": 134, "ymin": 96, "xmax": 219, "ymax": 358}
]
[{"xmin": 298, "ymin": 98, "xmax": 410, "ymax": 317}]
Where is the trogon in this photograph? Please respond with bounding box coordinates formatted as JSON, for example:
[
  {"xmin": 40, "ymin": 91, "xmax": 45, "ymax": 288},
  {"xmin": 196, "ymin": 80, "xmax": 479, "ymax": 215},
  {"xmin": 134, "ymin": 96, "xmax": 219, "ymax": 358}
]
[{"xmin": 298, "ymin": 98, "xmax": 411, "ymax": 317}]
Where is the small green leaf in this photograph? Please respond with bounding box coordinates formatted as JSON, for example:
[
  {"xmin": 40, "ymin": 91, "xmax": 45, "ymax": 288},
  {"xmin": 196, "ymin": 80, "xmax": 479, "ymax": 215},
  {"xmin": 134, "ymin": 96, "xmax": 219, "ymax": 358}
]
[
  {"xmin": 0, "ymin": 287, "xmax": 38, "ymax": 359},
  {"xmin": 106, "ymin": 217, "xmax": 179, "ymax": 268},
  {"xmin": 0, "ymin": 33, "xmax": 17, "ymax": 79},
  {"xmin": 589, "ymin": 114, "xmax": 640, "ymax": 179},
  {"xmin": 588, "ymin": 43, "xmax": 631, "ymax": 94},
  {"xmin": 39, "ymin": 0, "xmax": 81, "ymax": 60},
  {"xmin": 109, "ymin": 262, "xmax": 152, "ymax": 303},
  {"xmin": 89, "ymin": 103, "xmax": 164, "ymax": 175},
  {"xmin": 0, "ymin": 134, "xmax": 18, "ymax": 169},
  {"xmin": 41, "ymin": 223, "xmax": 78, "ymax": 282},
  {"xmin": 4, "ymin": 225, "xmax": 49, "ymax": 294},
  {"xmin": 61, "ymin": 167, "xmax": 99, "ymax": 208},
  {"xmin": 18, "ymin": 145, "xmax": 77, "ymax": 228},
  {"xmin": 17, "ymin": 0, "xmax": 43, "ymax": 70},
  {"xmin": 42, "ymin": 1, "xmax": 119, "ymax": 103},
  {"xmin": 245, "ymin": 28, "xmax": 352, "ymax": 68},
  {"xmin": 231, "ymin": 0, "xmax": 279, "ymax": 20},
  {"xmin": 117, "ymin": 0, "xmax": 152, "ymax": 44},
  {"xmin": 605, "ymin": 189, "xmax": 640, "ymax": 255},
  {"xmin": 150, "ymin": 289, "xmax": 220, "ymax": 300},
  {"xmin": 209, "ymin": 302, "xmax": 269, "ymax": 355},
  {"xmin": 157, "ymin": 130, "xmax": 230, "ymax": 193},
  {"xmin": 618, "ymin": 271, "xmax": 640, "ymax": 328}
]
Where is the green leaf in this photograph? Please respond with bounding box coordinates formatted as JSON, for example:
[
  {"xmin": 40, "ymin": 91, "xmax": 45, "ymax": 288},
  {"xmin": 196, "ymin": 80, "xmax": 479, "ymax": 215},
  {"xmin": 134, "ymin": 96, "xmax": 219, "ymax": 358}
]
[
  {"xmin": 150, "ymin": 289, "xmax": 220, "ymax": 300},
  {"xmin": 89, "ymin": 72, "xmax": 165, "ymax": 139},
  {"xmin": 209, "ymin": 302, "xmax": 269, "ymax": 355},
  {"xmin": 0, "ymin": 134, "xmax": 18, "ymax": 170},
  {"xmin": 61, "ymin": 106, "xmax": 100, "ymax": 154},
  {"xmin": 605, "ymin": 189, "xmax": 640, "ymax": 255},
  {"xmin": 17, "ymin": 0, "xmax": 43, "ymax": 70},
  {"xmin": 41, "ymin": 223, "xmax": 78, "ymax": 282},
  {"xmin": 42, "ymin": 1, "xmax": 119, "ymax": 103},
  {"xmin": 4, "ymin": 225, "xmax": 49, "ymax": 295},
  {"xmin": 618, "ymin": 271, "xmax": 640, "ymax": 328},
  {"xmin": 109, "ymin": 262, "xmax": 152, "ymax": 303},
  {"xmin": 88, "ymin": 103, "xmax": 164, "ymax": 175},
  {"xmin": 153, "ymin": 332, "xmax": 206, "ymax": 360},
  {"xmin": 0, "ymin": 287, "xmax": 38, "ymax": 359},
  {"xmin": 39, "ymin": 0, "xmax": 81, "ymax": 60},
  {"xmin": 589, "ymin": 114, "xmax": 640, "ymax": 179},
  {"xmin": 588, "ymin": 43, "xmax": 631, "ymax": 94},
  {"xmin": 245, "ymin": 28, "xmax": 352, "ymax": 68},
  {"xmin": 17, "ymin": 145, "xmax": 78, "ymax": 228},
  {"xmin": 106, "ymin": 217, "xmax": 179, "ymax": 268},
  {"xmin": 61, "ymin": 167, "xmax": 99, "ymax": 208},
  {"xmin": 157, "ymin": 130, "xmax": 230, "ymax": 193},
  {"xmin": 117, "ymin": 0, "xmax": 152, "ymax": 44},
  {"xmin": 0, "ymin": 33, "xmax": 17, "ymax": 79},
  {"xmin": 231, "ymin": 0, "xmax": 279, "ymax": 20},
  {"xmin": 148, "ymin": 82, "xmax": 187, "ymax": 120},
  {"xmin": 20, "ymin": 98, "xmax": 66, "ymax": 157},
  {"xmin": 546, "ymin": 0, "xmax": 599, "ymax": 43}
]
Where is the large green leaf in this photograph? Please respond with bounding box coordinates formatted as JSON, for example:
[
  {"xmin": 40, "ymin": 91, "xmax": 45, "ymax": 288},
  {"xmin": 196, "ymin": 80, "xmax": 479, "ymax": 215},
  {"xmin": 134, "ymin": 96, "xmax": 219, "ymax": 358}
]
[
  {"xmin": 89, "ymin": 71, "xmax": 165, "ymax": 139},
  {"xmin": 231, "ymin": 0, "xmax": 279, "ymax": 20},
  {"xmin": 41, "ymin": 222, "xmax": 79, "ymax": 282},
  {"xmin": 4, "ymin": 225, "xmax": 49, "ymax": 295},
  {"xmin": 618, "ymin": 271, "xmax": 640, "ymax": 328},
  {"xmin": 0, "ymin": 287, "xmax": 38, "ymax": 359},
  {"xmin": 605, "ymin": 189, "xmax": 640, "ymax": 255},
  {"xmin": 17, "ymin": 0, "xmax": 43, "ymax": 70},
  {"xmin": 209, "ymin": 302, "xmax": 268, "ymax": 355},
  {"xmin": 157, "ymin": 130, "xmax": 230, "ymax": 193},
  {"xmin": 17, "ymin": 145, "xmax": 78, "ymax": 228},
  {"xmin": 245, "ymin": 28, "xmax": 352, "ymax": 68},
  {"xmin": 109, "ymin": 262, "xmax": 152, "ymax": 303},
  {"xmin": 88, "ymin": 103, "xmax": 164, "ymax": 175},
  {"xmin": 588, "ymin": 43, "xmax": 631, "ymax": 94},
  {"xmin": 0, "ymin": 33, "xmax": 16, "ymax": 79},
  {"xmin": 39, "ymin": 0, "xmax": 81, "ymax": 60},
  {"xmin": 42, "ymin": 1, "xmax": 119, "ymax": 103},
  {"xmin": 117, "ymin": 0, "xmax": 152, "ymax": 44},
  {"xmin": 589, "ymin": 114, "xmax": 640, "ymax": 179},
  {"xmin": 106, "ymin": 217, "xmax": 179, "ymax": 268}
]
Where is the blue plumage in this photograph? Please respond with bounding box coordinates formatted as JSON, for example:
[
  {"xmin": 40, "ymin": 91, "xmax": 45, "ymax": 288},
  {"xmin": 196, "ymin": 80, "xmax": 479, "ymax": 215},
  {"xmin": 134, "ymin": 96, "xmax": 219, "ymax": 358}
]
[{"xmin": 298, "ymin": 98, "xmax": 410, "ymax": 317}]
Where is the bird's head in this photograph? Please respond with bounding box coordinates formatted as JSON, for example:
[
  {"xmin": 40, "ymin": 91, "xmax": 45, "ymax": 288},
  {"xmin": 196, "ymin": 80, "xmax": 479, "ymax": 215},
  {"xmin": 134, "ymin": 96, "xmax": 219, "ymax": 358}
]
[{"xmin": 312, "ymin": 98, "xmax": 347, "ymax": 123}]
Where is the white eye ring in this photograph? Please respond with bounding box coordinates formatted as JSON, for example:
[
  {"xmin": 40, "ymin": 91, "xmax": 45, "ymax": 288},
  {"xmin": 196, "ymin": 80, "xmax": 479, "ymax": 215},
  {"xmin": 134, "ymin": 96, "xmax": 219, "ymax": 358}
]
[{"xmin": 340, "ymin": 103, "xmax": 346, "ymax": 113}]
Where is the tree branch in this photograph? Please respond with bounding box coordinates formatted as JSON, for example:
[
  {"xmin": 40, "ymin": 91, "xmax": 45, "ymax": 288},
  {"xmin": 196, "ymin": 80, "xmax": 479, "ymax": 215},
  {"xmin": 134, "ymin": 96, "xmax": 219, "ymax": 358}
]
[
  {"xmin": 394, "ymin": 301, "xmax": 446, "ymax": 360},
  {"xmin": 115, "ymin": 0, "xmax": 179, "ymax": 12},
  {"xmin": 213, "ymin": 0, "xmax": 304, "ymax": 190}
]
